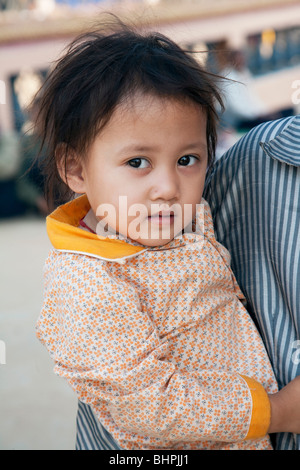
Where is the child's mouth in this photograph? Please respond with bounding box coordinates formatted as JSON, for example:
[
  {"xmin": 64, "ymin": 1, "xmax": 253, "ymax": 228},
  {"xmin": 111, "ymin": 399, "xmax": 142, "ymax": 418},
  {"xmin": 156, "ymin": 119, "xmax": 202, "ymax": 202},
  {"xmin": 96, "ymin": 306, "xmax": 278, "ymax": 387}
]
[{"xmin": 148, "ymin": 212, "xmax": 175, "ymax": 226}]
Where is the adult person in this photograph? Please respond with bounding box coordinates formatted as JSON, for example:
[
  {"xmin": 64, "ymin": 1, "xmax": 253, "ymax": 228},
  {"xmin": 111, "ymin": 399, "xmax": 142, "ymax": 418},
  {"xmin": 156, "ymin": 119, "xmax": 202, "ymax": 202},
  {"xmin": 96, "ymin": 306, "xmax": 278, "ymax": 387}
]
[{"xmin": 204, "ymin": 115, "xmax": 300, "ymax": 450}]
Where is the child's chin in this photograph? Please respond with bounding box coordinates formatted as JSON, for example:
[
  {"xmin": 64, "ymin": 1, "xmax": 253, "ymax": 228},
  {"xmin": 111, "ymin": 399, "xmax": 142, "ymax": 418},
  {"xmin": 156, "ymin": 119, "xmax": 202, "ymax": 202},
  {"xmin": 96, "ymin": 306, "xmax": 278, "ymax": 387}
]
[{"xmin": 131, "ymin": 236, "xmax": 173, "ymax": 248}]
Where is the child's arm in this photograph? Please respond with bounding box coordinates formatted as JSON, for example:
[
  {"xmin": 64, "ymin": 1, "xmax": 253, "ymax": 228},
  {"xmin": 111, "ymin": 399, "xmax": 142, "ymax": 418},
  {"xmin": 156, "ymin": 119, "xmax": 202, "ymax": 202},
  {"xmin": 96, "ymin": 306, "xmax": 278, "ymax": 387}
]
[
  {"xmin": 36, "ymin": 252, "xmax": 283, "ymax": 447},
  {"xmin": 268, "ymin": 376, "xmax": 300, "ymax": 434}
]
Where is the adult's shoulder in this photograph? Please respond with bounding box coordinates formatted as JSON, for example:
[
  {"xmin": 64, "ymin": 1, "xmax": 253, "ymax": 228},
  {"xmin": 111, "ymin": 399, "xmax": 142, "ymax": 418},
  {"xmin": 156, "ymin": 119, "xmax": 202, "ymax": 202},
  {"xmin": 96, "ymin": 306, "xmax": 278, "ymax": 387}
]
[
  {"xmin": 213, "ymin": 115, "xmax": 299, "ymax": 173},
  {"xmin": 204, "ymin": 115, "xmax": 300, "ymax": 225},
  {"xmin": 204, "ymin": 116, "xmax": 300, "ymax": 204}
]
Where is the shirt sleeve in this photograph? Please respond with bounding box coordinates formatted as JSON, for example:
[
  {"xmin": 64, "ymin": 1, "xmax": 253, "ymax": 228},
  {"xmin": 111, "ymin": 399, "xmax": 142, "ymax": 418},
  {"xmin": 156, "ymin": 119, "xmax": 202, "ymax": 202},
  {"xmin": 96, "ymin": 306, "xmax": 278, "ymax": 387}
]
[{"xmin": 36, "ymin": 251, "xmax": 270, "ymax": 447}]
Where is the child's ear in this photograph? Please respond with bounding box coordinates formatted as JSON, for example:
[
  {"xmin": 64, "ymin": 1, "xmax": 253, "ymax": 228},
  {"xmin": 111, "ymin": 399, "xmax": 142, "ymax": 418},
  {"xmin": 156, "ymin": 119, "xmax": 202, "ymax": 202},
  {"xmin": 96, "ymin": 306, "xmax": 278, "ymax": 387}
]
[{"xmin": 56, "ymin": 144, "xmax": 86, "ymax": 194}]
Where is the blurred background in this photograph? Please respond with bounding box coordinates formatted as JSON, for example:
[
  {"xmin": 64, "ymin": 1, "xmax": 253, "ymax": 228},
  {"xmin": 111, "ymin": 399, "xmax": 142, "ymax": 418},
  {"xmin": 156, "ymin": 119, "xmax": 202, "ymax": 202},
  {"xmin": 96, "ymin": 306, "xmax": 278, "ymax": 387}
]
[{"xmin": 1, "ymin": 0, "xmax": 300, "ymax": 450}]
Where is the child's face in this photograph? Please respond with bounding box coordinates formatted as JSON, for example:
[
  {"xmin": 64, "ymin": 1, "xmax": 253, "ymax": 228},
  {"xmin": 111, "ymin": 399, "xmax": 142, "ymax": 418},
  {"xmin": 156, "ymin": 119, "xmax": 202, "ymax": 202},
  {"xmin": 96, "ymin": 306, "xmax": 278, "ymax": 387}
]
[{"xmin": 69, "ymin": 94, "xmax": 208, "ymax": 247}]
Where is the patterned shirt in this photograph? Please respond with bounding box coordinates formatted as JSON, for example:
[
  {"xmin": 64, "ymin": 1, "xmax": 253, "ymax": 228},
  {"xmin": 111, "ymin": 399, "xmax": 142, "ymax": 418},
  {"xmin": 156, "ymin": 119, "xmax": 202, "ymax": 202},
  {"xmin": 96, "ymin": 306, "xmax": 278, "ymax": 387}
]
[
  {"xmin": 36, "ymin": 197, "xmax": 277, "ymax": 450},
  {"xmin": 204, "ymin": 115, "xmax": 300, "ymax": 450}
]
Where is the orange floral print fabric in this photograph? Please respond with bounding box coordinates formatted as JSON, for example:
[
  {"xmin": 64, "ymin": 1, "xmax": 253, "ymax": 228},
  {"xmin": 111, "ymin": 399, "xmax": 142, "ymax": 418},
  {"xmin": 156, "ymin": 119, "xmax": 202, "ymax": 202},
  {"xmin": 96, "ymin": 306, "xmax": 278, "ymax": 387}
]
[{"xmin": 36, "ymin": 199, "xmax": 278, "ymax": 449}]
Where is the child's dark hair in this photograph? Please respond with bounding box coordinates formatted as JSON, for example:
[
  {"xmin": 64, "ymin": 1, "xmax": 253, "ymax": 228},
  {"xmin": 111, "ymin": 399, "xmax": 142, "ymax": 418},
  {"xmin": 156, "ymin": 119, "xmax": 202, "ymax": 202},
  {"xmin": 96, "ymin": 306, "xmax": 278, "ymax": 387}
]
[{"xmin": 36, "ymin": 17, "xmax": 224, "ymax": 206}]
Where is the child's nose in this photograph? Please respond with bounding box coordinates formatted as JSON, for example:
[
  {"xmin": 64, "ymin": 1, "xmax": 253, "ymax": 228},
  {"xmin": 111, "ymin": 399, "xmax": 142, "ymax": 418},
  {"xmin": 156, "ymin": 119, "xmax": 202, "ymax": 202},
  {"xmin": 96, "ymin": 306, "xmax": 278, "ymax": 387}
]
[{"xmin": 149, "ymin": 169, "xmax": 179, "ymax": 202}]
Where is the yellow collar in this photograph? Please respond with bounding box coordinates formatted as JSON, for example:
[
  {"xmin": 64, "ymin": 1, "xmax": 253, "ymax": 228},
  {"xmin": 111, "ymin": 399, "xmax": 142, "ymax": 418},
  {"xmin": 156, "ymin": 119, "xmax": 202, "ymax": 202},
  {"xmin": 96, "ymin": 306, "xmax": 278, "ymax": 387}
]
[{"xmin": 46, "ymin": 195, "xmax": 145, "ymax": 260}]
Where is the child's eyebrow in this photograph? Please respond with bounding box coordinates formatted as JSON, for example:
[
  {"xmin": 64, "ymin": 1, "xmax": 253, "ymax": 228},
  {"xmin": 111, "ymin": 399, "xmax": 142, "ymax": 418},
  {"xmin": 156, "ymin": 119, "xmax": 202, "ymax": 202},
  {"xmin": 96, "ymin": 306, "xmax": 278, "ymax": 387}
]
[
  {"xmin": 183, "ymin": 142, "xmax": 208, "ymax": 153},
  {"xmin": 118, "ymin": 142, "xmax": 207, "ymax": 155},
  {"xmin": 119, "ymin": 144, "xmax": 158, "ymax": 154}
]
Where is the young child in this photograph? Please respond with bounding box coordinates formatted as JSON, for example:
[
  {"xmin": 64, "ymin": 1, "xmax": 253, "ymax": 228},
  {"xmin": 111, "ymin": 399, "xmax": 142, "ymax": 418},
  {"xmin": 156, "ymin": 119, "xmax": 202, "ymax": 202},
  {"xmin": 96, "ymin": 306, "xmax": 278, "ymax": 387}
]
[{"xmin": 35, "ymin": 20, "xmax": 300, "ymax": 450}]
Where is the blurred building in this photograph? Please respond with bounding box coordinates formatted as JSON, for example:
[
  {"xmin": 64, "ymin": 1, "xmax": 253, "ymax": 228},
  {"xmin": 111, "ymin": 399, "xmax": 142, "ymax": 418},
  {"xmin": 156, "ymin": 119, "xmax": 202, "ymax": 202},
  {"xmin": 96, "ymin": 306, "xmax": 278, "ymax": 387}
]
[{"xmin": 0, "ymin": 0, "xmax": 300, "ymax": 132}]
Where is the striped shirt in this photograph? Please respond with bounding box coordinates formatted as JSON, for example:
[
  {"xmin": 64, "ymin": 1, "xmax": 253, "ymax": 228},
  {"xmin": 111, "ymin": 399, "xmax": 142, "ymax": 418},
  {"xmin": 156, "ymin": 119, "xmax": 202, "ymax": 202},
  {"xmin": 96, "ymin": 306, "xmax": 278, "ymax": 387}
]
[
  {"xmin": 204, "ymin": 115, "xmax": 300, "ymax": 450},
  {"xmin": 75, "ymin": 116, "xmax": 300, "ymax": 450}
]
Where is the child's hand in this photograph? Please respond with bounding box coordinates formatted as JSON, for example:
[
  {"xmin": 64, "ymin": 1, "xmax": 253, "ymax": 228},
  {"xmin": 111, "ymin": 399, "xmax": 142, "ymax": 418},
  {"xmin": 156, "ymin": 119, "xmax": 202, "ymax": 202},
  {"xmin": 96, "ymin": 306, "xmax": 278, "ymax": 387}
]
[{"xmin": 268, "ymin": 375, "xmax": 300, "ymax": 434}]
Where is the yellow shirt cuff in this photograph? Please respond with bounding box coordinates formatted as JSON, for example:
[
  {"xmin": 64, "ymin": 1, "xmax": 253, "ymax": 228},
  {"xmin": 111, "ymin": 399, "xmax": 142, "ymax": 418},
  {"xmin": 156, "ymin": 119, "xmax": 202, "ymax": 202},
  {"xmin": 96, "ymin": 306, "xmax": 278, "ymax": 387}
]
[{"xmin": 241, "ymin": 375, "xmax": 271, "ymax": 440}]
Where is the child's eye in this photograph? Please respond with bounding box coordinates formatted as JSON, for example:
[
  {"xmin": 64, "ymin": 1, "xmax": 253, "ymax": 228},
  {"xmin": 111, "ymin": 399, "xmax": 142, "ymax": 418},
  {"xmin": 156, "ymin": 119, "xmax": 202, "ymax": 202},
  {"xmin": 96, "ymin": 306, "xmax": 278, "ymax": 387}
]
[
  {"xmin": 178, "ymin": 155, "xmax": 199, "ymax": 166},
  {"xmin": 127, "ymin": 158, "xmax": 150, "ymax": 169}
]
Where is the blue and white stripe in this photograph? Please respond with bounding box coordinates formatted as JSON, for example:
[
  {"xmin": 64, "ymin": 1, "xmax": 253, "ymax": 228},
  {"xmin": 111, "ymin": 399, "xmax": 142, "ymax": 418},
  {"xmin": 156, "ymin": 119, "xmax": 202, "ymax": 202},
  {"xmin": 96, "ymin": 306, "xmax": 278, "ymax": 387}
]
[
  {"xmin": 204, "ymin": 115, "xmax": 300, "ymax": 450},
  {"xmin": 76, "ymin": 401, "xmax": 121, "ymax": 450}
]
